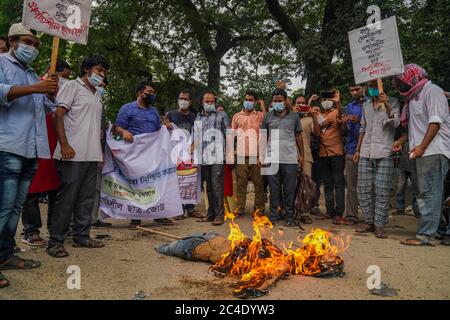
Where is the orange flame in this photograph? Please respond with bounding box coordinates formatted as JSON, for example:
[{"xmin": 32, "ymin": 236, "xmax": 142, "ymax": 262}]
[{"xmin": 211, "ymin": 208, "xmax": 350, "ymax": 297}]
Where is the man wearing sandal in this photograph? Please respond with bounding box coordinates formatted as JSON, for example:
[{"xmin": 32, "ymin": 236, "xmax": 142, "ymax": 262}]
[
  {"xmin": 47, "ymin": 54, "xmax": 110, "ymax": 258},
  {"xmin": 0, "ymin": 23, "xmax": 58, "ymax": 286},
  {"xmin": 392, "ymin": 64, "xmax": 450, "ymax": 247},
  {"xmin": 354, "ymin": 80, "xmax": 400, "ymax": 239}
]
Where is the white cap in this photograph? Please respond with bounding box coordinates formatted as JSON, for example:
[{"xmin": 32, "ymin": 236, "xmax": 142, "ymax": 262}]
[{"xmin": 8, "ymin": 23, "xmax": 36, "ymax": 37}]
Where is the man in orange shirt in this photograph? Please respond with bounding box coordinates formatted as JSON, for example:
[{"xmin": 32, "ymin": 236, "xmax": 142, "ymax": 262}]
[
  {"xmin": 231, "ymin": 90, "xmax": 267, "ymax": 217},
  {"xmin": 312, "ymin": 90, "xmax": 345, "ymax": 225}
]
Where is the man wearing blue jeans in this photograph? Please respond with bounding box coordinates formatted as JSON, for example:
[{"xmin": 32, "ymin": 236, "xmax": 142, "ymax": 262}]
[
  {"xmin": 0, "ymin": 23, "xmax": 58, "ymax": 288},
  {"xmin": 393, "ymin": 64, "xmax": 450, "ymax": 246}
]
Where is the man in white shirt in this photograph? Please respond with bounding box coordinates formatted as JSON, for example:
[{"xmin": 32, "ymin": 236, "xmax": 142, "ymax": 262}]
[
  {"xmin": 47, "ymin": 54, "xmax": 109, "ymax": 258},
  {"xmin": 392, "ymin": 64, "xmax": 450, "ymax": 246}
]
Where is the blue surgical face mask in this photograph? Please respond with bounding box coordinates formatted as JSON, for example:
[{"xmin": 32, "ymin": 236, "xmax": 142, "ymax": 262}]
[
  {"xmin": 96, "ymin": 86, "xmax": 105, "ymax": 98},
  {"xmin": 88, "ymin": 72, "xmax": 104, "ymax": 87},
  {"xmin": 243, "ymin": 101, "xmax": 254, "ymax": 111},
  {"xmin": 14, "ymin": 42, "xmax": 39, "ymax": 65},
  {"xmin": 204, "ymin": 104, "xmax": 216, "ymax": 113},
  {"xmin": 368, "ymin": 87, "xmax": 380, "ymax": 98},
  {"xmin": 272, "ymin": 102, "xmax": 285, "ymax": 112}
]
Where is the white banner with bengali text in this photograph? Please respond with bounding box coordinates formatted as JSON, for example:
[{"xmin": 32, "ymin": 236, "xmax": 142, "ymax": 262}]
[{"xmin": 100, "ymin": 127, "xmax": 183, "ymax": 220}]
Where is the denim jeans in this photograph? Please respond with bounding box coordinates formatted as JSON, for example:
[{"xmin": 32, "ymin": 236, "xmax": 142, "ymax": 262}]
[
  {"xmin": 156, "ymin": 232, "xmax": 219, "ymax": 261},
  {"xmin": 0, "ymin": 151, "xmax": 37, "ymax": 260},
  {"xmin": 396, "ymin": 169, "xmax": 419, "ymax": 213},
  {"xmin": 415, "ymin": 155, "xmax": 449, "ymax": 240},
  {"xmin": 21, "ymin": 190, "xmax": 57, "ymax": 237}
]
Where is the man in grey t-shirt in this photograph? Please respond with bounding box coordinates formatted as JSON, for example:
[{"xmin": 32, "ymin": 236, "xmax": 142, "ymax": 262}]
[{"xmin": 261, "ymin": 89, "xmax": 304, "ymax": 227}]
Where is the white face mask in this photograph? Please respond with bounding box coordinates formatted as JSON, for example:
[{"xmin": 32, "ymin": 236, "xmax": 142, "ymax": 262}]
[
  {"xmin": 321, "ymin": 100, "xmax": 334, "ymax": 110},
  {"xmin": 178, "ymin": 99, "xmax": 190, "ymax": 110}
]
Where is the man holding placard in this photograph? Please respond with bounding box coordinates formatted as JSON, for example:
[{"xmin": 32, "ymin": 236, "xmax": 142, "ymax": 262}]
[
  {"xmin": 354, "ymin": 80, "xmax": 400, "ymax": 239},
  {"xmin": 0, "ymin": 23, "xmax": 58, "ymax": 288}
]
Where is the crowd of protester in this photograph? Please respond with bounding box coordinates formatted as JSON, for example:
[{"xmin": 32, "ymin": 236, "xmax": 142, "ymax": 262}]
[{"xmin": 0, "ymin": 23, "xmax": 449, "ymax": 289}]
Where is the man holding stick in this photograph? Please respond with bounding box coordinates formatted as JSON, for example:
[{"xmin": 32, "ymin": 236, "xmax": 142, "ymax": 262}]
[{"xmin": 0, "ymin": 23, "xmax": 58, "ymax": 287}]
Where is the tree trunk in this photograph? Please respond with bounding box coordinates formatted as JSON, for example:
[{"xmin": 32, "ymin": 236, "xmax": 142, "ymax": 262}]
[{"xmin": 207, "ymin": 56, "xmax": 221, "ymax": 92}]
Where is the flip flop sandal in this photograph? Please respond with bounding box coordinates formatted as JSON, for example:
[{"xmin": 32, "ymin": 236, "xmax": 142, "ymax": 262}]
[
  {"xmin": 187, "ymin": 211, "xmax": 204, "ymax": 219},
  {"xmin": 0, "ymin": 273, "xmax": 9, "ymax": 288},
  {"xmin": 197, "ymin": 217, "xmax": 213, "ymax": 223},
  {"xmin": 47, "ymin": 245, "xmax": 69, "ymax": 258},
  {"xmin": 300, "ymin": 215, "xmax": 313, "ymax": 224},
  {"xmin": 343, "ymin": 218, "xmax": 358, "ymax": 226},
  {"xmin": 73, "ymin": 239, "xmax": 105, "ymax": 248},
  {"xmin": 400, "ymin": 238, "xmax": 434, "ymax": 246},
  {"xmin": 0, "ymin": 255, "xmax": 41, "ymax": 270},
  {"xmin": 332, "ymin": 216, "xmax": 344, "ymax": 225},
  {"xmin": 154, "ymin": 218, "xmax": 174, "ymax": 225}
]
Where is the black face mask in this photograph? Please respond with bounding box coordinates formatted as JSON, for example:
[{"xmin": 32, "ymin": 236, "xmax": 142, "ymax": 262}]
[
  {"xmin": 143, "ymin": 93, "xmax": 156, "ymax": 105},
  {"xmin": 398, "ymin": 82, "xmax": 412, "ymax": 94}
]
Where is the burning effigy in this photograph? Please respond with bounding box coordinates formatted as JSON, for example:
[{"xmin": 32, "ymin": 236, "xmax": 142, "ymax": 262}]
[{"xmin": 155, "ymin": 209, "xmax": 350, "ymax": 299}]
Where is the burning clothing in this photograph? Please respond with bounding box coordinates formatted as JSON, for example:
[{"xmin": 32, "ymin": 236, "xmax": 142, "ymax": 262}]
[{"xmin": 155, "ymin": 232, "xmax": 231, "ymax": 263}]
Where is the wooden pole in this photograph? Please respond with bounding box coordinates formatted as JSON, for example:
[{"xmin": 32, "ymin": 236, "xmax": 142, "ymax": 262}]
[
  {"xmin": 136, "ymin": 226, "xmax": 182, "ymax": 240},
  {"xmin": 49, "ymin": 36, "xmax": 60, "ymax": 74},
  {"xmin": 377, "ymin": 78, "xmax": 385, "ymax": 109}
]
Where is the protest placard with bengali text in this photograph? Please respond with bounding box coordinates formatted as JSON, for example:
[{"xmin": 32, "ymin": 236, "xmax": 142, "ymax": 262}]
[
  {"xmin": 348, "ymin": 16, "xmax": 404, "ymax": 84},
  {"xmin": 22, "ymin": 0, "xmax": 93, "ymax": 45}
]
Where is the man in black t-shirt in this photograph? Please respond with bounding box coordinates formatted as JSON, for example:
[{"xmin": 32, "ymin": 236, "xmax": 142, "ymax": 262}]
[{"xmin": 164, "ymin": 91, "xmax": 199, "ymax": 218}]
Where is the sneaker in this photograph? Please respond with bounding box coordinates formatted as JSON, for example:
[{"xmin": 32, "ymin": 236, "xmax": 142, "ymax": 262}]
[
  {"xmin": 21, "ymin": 233, "xmax": 47, "ymax": 247},
  {"xmin": 92, "ymin": 220, "xmax": 112, "ymax": 228}
]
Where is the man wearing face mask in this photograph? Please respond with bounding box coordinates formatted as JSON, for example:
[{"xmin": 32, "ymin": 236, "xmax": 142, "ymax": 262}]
[
  {"xmin": 311, "ymin": 90, "xmax": 345, "ymax": 225},
  {"xmin": 342, "ymin": 83, "xmax": 368, "ymax": 225},
  {"xmin": 261, "ymin": 89, "xmax": 304, "ymax": 227},
  {"xmin": 115, "ymin": 80, "xmax": 173, "ymax": 229},
  {"xmin": 0, "ymin": 23, "xmax": 58, "ymax": 286},
  {"xmin": 47, "ymin": 54, "xmax": 109, "ymax": 258},
  {"xmin": 231, "ymin": 90, "xmax": 267, "ymax": 218},
  {"xmin": 20, "ymin": 59, "xmax": 72, "ymax": 246},
  {"xmin": 165, "ymin": 90, "xmax": 199, "ymax": 219},
  {"xmin": 196, "ymin": 91, "xmax": 229, "ymax": 226},
  {"xmin": 354, "ymin": 80, "xmax": 400, "ymax": 239},
  {"xmin": 392, "ymin": 64, "xmax": 450, "ymax": 246}
]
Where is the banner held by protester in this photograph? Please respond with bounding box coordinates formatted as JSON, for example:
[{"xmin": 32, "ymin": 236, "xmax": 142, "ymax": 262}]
[
  {"xmin": 348, "ymin": 16, "xmax": 404, "ymax": 85},
  {"xmin": 100, "ymin": 127, "xmax": 183, "ymax": 220}
]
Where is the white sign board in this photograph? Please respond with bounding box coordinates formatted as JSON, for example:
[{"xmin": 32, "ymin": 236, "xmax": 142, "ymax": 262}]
[
  {"xmin": 348, "ymin": 16, "xmax": 404, "ymax": 84},
  {"xmin": 22, "ymin": 0, "xmax": 93, "ymax": 45}
]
